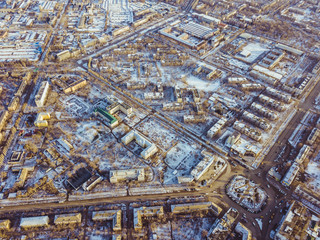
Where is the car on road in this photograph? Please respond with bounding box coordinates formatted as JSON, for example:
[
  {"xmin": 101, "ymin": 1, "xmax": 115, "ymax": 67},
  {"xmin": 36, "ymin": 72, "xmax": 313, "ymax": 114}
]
[{"xmin": 230, "ymin": 161, "xmax": 237, "ymax": 167}]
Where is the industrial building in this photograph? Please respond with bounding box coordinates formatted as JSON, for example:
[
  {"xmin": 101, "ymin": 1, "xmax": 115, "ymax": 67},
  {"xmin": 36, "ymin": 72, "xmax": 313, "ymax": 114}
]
[
  {"xmin": 192, "ymin": 13, "xmax": 221, "ymax": 25},
  {"xmin": 275, "ymin": 43, "xmax": 303, "ymax": 56},
  {"xmin": 181, "ymin": 21, "xmax": 215, "ymax": 39},
  {"xmin": 133, "ymin": 206, "xmax": 164, "ymax": 231},
  {"xmin": 35, "ymin": 81, "xmax": 49, "ymax": 107},
  {"xmin": 121, "ymin": 130, "xmax": 157, "ymax": 159},
  {"xmin": 109, "ymin": 168, "xmax": 145, "ymax": 183},
  {"xmin": 92, "ymin": 210, "xmax": 122, "ymax": 231},
  {"xmin": 159, "ymin": 26, "xmax": 206, "ymax": 50},
  {"xmin": 54, "ymin": 213, "xmax": 82, "ymax": 225}
]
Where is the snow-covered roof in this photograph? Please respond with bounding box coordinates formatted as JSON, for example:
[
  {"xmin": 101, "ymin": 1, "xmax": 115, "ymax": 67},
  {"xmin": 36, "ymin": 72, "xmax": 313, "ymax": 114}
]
[
  {"xmin": 20, "ymin": 216, "xmax": 49, "ymax": 228},
  {"xmin": 253, "ymin": 65, "xmax": 283, "ymax": 81}
]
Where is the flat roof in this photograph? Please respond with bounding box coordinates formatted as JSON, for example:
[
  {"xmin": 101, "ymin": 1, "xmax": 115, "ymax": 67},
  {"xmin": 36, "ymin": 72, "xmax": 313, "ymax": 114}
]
[
  {"xmin": 95, "ymin": 107, "xmax": 118, "ymax": 124},
  {"xmin": 67, "ymin": 167, "xmax": 92, "ymax": 190}
]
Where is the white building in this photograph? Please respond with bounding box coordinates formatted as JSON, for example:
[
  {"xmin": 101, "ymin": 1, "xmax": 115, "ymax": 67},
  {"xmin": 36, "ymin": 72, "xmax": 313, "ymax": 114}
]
[
  {"xmin": 110, "ymin": 168, "xmax": 145, "ymax": 183},
  {"xmin": 294, "ymin": 145, "xmax": 310, "ymax": 164},
  {"xmin": 121, "ymin": 130, "xmax": 157, "ymax": 159},
  {"xmin": 191, "ymin": 150, "xmax": 226, "ymax": 181},
  {"xmin": 282, "ymin": 162, "xmax": 300, "ymax": 186},
  {"xmin": 20, "ymin": 216, "xmax": 49, "ymax": 228},
  {"xmin": 35, "ymin": 81, "xmax": 49, "ymax": 107}
]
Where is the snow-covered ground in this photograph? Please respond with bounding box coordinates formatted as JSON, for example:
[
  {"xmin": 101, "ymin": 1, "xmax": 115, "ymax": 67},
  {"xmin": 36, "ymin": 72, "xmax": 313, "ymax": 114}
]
[
  {"xmin": 228, "ymin": 58, "xmax": 250, "ymax": 71},
  {"xmin": 150, "ymin": 222, "xmax": 172, "ymax": 240},
  {"xmin": 172, "ymin": 218, "xmax": 214, "ymax": 240},
  {"xmin": 184, "ymin": 75, "xmax": 221, "ymax": 92},
  {"xmin": 305, "ymin": 160, "xmax": 320, "ymax": 193},
  {"xmin": 227, "ymin": 176, "xmax": 267, "ymax": 211},
  {"xmin": 136, "ymin": 118, "xmax": 179, "ymax": 150},
  {"xmin": 255, "ymin": 218, "xmax": 263, "ymax": 230},
  {"xmin": 165, "ymin": 142, "xmax": 195, "ymax": 169}
]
